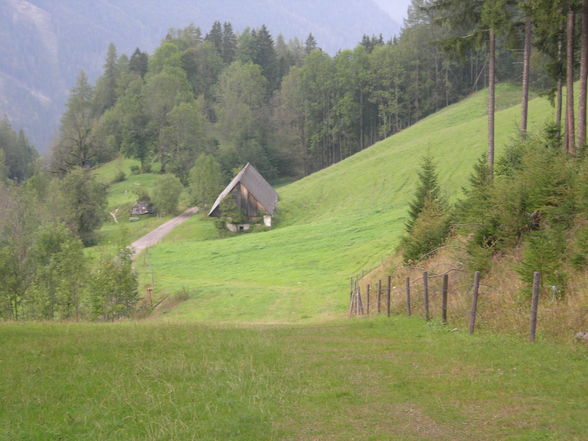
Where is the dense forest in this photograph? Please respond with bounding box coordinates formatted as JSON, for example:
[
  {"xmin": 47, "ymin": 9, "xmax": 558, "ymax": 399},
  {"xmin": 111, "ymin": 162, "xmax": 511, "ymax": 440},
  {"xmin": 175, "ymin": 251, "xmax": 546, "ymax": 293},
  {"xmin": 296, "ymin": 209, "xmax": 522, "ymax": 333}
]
[
  {"xmin": 1, "ymin": 0, "xmax": 587, "ymax": 321},
  {"xmin": 0, "ymin": 0, "xmax": 400, "ymax": 153},
  {"xmin": 48, "ymin": 1, "xmax": 538, "ymax": 181}
]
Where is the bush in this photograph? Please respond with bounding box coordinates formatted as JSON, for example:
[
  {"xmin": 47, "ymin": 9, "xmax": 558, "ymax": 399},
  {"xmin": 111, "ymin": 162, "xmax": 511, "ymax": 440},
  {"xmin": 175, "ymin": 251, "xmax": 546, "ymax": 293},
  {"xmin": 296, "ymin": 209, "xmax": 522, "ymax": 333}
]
[
  {"xmin": 188, "ymin": 154, "xmax": 224, "ymax": 207},
  {"xmin": 133, "ymin": 187, "xmax": 151, "ymax": 203},
  {"xmin": 570, "ymin": 223, "xmax": 588, "ymax": 270},
  {"xmin": 402, "ymin": 197, "xmax": 451, "ymax": 264},
  {"xmin": 112, "ymin": 170, "xmax": 126, "ymax": 183},
  {"xmin": 517, "ymin": 229, "xmax": 567, "ymax": 299},
  {"xmin": 130, "ymin": 165, "xmax": 141, "ymax": 175},
  {"xmin": 151, "ymin": 174, "xmax": 183, "ymax": 215},
  {"xmin": 89, "ymin": 247, "xmax": 139, "ymax": 321}
]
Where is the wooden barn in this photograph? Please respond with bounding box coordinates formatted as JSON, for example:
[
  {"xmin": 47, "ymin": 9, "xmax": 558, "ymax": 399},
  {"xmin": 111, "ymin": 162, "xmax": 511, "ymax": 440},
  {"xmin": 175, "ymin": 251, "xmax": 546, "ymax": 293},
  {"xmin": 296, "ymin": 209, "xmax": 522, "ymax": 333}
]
[{"xmin": 208, "ymin": 163, "xmax": 278, "ymax": 231}]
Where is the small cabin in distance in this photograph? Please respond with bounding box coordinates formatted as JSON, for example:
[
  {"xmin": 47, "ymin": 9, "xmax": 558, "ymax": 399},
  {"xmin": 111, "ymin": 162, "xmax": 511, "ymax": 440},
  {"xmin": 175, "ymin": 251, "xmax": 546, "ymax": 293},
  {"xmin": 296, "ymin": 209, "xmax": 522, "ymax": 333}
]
[{"xmin": 208, "ymin": 163, "xmax": 278, "ymax": 232}]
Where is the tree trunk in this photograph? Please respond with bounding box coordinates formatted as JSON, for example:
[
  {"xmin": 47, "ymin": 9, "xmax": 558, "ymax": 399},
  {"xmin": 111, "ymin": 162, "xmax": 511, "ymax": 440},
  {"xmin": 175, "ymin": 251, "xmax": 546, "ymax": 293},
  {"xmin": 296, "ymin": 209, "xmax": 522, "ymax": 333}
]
[
  {"xmin": 579, "ymin": 0, "xmax": 588, "ymax": 148},
  {"xmin": 521, "ymin": 16, "xmax": 532, "ymax": 135},
  {"xmin": 566, "ymin": 7, "xmax": 576, "ymax": 154},
  {"xmin": 488, "ymin": 29, "xmax": 496, "ymax": 176},
  {"xmin": 360, "ymin": 87, "xmax": 364, "ymax": 150},
  {"xmin": 556, "ymin": 23, "xmax": 564, "ymax": 140}
]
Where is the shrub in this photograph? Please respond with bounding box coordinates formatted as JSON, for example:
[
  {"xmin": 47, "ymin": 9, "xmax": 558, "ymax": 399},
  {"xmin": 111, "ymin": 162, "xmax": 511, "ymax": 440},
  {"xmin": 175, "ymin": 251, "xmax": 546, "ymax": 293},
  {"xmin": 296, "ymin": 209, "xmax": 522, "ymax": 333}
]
[
  {"xmin": 130, "ymin": 165, "xmax": 141, "ymax": 175},
  {"xmin": 517, "ymin": 229, "xmax": 567, "ymax": 299},
  {"xmin": 188, "ymin": 154, "xmax": 224, "ymax": 207},
  {"xmin": 570, "ymin": 223, "xmax": 588, "ymax": 270},
  {"xmin": 112, "ymin": 170, "xmax": 126, "ymax": 183},
  {"xmin": 402, "ymin": 197, "xmax": 451, "ymax": 264},
  {"xmin": 133, "ymin": 187, "xmax": 151, "ymax": 203},
  {"xmin": 151, "ymin": 174, "xmax": 183, "ymax": 215},
  {"xmin": 89, "ymin": 247, "xmax": 139, "ymax": 321}
]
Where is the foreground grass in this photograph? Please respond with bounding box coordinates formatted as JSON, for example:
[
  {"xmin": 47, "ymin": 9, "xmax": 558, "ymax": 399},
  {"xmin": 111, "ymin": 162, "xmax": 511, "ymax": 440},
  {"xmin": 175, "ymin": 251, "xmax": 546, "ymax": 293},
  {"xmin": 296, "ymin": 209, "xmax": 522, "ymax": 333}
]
[
  {"xmin": 136, "ymin": 84, "xmax": 555, "ymax": 322},
  {"xmin": 2, "ymin": 318, "xmax": 586, "ymax": 441}
]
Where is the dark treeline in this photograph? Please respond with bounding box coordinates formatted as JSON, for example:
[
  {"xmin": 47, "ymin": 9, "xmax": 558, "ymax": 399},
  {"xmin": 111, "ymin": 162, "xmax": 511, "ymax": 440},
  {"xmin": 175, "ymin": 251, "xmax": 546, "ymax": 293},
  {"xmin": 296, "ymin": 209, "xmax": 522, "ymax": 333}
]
[
  {"xmin": 49, "ymin": 1, "xmax": 541, "ymax": 181},
  {"xmin": 0, "ymin": 118, "xmax": 38, "ymax": 183}
]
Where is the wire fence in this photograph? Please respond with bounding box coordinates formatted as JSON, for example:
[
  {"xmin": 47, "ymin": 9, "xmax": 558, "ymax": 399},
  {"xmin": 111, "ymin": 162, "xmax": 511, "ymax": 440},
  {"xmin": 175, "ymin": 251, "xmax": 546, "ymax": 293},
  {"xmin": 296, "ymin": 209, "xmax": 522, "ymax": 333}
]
[{"xmin": 349, "ymin": 270, "xmax": 588, "ymax": 343}]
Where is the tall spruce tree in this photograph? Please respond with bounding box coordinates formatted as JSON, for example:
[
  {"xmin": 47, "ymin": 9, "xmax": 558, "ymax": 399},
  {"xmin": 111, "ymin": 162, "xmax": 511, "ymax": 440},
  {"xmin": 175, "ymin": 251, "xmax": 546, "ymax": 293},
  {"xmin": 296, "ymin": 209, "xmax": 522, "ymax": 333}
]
[
  {"xmin": 205, "ymin": 21, "xmax": 223, "ymax": 54},
  {"xmin": 305, "ymin": 33, "xmax": 318, "ymax": 54},
  {"xmin": 51, "ymin": 71, "xmax": 96, "ymax": 174},
  {"xmin": 221, "ymin": 22, "xmax": 237, "ymax": 64},
  {"xmin": 129, "ymin": 48, "xmax": 149, "ymax": 77},
  {"xmin": 94, "ymin": 43, "xmax": 119, "ymax": 115}
]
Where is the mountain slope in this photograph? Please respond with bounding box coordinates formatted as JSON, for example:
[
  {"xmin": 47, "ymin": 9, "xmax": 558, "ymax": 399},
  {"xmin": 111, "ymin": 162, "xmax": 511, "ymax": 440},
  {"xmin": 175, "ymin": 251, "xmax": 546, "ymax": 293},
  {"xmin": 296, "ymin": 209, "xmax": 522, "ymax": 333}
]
[
  {"xmin": 0, "ymin": 0, "xmax": 399, "ymax": 153},
  {"xmin": 133, "ymin": 84, "xmax": 554, "ymax": 323}
]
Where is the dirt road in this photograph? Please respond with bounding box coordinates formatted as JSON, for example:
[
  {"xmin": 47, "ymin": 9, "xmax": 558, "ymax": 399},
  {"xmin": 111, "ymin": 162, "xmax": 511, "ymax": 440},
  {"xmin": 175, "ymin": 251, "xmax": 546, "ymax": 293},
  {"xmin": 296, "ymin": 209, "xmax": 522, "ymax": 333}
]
[{"xmin": 130, "ymin": 206, "xmax": 199, "ymax": 258}]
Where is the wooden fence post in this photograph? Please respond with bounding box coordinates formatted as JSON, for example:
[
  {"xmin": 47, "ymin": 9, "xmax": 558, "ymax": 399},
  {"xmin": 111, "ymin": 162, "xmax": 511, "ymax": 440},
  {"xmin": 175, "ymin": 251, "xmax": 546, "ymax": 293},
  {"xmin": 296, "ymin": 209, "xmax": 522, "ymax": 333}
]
[
  {"xmin": 386, "ymin": 275, "xmax": 391, "ymax": 317},
  {"xmin": 423, "ymin": 271, "xmax": 430, "ymax": 321},
  {"xmin": 366, "ymin": 284, "xmax": 371, "ymax": 315},
  {"xmin": 377, "ymin": 280, "xmax": 382, "ymax": 314},
  {"xmin": 406, "ymin": 276, "xmax": 412, "ymax": 316},
  {"xmin": 529, "ymin": 271, "xmax": 541, "ymax": 343},
  {"xmin": 469, "ymin": 271, "xmax": 481, "ymax": 335},
  {"xmin": 356, "ymin": 286, "xmax": 364, "ymax": 316},
  {"xmin": 442, "ymin": 274, "xmax": 448, "ymax": 324}
]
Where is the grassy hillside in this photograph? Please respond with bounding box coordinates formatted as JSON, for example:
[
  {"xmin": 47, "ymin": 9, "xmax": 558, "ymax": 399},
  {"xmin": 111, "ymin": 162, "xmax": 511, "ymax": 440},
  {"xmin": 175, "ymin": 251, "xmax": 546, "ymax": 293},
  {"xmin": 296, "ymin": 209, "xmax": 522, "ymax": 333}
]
[
  {"xmin": 135, "ymin": 84, "xmax": 555, "ymax": 323},
  {"xmin": 2, "ymin": 318, "xmax": 587, "ymax": 440},
  {"xmin": 88, "ymin": 158, "xmax": 192, "ymax": 254}
]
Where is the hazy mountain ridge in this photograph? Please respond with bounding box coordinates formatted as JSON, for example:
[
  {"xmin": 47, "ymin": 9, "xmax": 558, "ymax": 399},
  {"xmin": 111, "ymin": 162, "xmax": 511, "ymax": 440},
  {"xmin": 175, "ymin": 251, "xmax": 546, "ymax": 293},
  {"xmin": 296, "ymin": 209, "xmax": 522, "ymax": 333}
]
[{"xmin": 0, "ymin": 0, "xmax": 400, "ymax": 153}]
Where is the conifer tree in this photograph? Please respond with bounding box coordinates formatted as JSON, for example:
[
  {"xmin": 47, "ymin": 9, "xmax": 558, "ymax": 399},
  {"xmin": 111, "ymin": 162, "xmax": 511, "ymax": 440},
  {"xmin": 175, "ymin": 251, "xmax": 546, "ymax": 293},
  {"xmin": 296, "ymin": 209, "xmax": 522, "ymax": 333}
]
[
  {"xmin": 205, "ymin": 21, "xmax": 223, "ymax": 54},
  {"xmin": 305, "ymin": 33, "xmax": 318, "ymax": 54},
  {"xmin": 94, "ymin": 43, "xmax": 118, "ymax": 115},
  {"xmin": 406, "ymin": 155, "xmax": 443, "ymax": 232},
  {"xmin": 51, "ymin": 71, "xmax": 96, "ymax": 174},
  {"xmin": 129, "ymin": 48, "xmax": 149, "ymax": 77},
  {"xmin": 251, "ymin": 25, "xmax": 279, "ymax": 90},
  {"xmin": 221, "ymin": 22, "xmax": 237, "ymax": 64}
]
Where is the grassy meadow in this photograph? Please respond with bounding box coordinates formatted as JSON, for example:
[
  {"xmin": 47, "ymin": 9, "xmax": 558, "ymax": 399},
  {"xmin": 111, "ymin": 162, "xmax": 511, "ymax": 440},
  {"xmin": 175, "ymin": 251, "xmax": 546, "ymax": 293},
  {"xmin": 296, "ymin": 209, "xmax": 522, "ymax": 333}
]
[
  {"xmin": 6, "ymin": 85, "xmax": 588, "ymax": 441},
  {"xmin": 133, "ymin": 84, "xmax": 555, "ymax": 323},
  {"xmin": 88, "ymin": 158, "xmax": 191, "ymax": 255},
  {"xmin": 2, "ymin": 318, "xmax": 587, "ymax": 441}
]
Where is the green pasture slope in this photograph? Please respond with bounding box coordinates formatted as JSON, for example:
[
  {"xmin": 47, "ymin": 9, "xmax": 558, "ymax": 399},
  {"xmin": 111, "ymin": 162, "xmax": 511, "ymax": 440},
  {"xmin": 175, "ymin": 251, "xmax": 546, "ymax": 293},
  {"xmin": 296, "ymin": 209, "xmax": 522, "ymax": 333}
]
[
  {"xmin": 4, "ymin": 86, "xmax": 588, "ymax": 441},
  {"xmin": 2, "ymin": 318, "xmax": 587, "ymax": 440},
  {"xmin": 89, "ymin": 158, "xmax": 189, "ymax": 253},
  {"xmin": 138, "ymin": 84, "xmax": 554, "ymax": 322}
]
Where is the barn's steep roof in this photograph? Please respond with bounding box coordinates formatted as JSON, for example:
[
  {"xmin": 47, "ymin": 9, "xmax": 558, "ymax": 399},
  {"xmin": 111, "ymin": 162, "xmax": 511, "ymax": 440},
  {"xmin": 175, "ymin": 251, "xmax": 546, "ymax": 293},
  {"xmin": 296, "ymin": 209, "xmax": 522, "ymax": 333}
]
[{"xmin": 208, "ymin": 163, "xmax": 278, "ymax": 217}]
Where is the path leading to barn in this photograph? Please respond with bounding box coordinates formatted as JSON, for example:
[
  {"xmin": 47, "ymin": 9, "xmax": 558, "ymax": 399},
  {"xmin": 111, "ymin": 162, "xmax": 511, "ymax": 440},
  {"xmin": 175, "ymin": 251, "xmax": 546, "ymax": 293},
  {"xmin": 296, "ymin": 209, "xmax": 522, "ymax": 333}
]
[{"xmin": 130, "ymin": 207, "xmax": 199, "ymax": 258}]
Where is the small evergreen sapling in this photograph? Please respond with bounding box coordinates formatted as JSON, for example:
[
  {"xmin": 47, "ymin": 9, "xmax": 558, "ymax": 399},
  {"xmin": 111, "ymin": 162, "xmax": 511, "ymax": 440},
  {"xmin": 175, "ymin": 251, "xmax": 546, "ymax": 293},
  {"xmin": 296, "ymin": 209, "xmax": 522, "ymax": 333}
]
[
  {"xmin": 406, "ymin": 155, "xmax": 443, "ymax": 233},
  {"xmin": 402, "ymin": 156, "xmax": 450, "ymax": 263}
]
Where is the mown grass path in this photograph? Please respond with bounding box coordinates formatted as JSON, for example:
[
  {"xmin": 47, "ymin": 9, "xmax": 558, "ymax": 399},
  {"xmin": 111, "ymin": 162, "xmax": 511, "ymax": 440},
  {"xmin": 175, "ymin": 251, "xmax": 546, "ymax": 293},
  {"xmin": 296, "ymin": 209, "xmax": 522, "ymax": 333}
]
[{"xmin": 2, "ymin": 318, "xmax": 587, "ymax": 440}]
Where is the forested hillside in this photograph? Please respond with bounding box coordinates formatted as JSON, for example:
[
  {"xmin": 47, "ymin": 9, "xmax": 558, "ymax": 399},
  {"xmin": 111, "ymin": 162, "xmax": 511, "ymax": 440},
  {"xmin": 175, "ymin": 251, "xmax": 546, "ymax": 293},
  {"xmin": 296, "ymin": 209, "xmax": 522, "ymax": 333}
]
[
  {"xmin": 0, "ymin": 0, "xmax": 400, "ymax": 153},
  {"xmin": 49, "ymin": 2, "xmax": 536, "ymax": 183}
]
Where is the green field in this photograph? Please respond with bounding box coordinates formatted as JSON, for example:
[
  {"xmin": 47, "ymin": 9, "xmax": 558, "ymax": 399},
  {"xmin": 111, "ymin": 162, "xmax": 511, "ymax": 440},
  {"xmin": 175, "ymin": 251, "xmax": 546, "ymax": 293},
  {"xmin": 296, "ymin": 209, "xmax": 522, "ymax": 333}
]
[
  {"xmin": 135, "ymin": 84, "xmax": 554, "ymax": 322},
  {"xmin": 7, "ymin": 86, "xmax": 588, "ymax": 441},
  {"xmin": 89, "ymin": 158, "xmax": 191, "ymax": 255},
  {"xmin": 2, "ymin": 318, "xmax": 587, "ymax": 441}
]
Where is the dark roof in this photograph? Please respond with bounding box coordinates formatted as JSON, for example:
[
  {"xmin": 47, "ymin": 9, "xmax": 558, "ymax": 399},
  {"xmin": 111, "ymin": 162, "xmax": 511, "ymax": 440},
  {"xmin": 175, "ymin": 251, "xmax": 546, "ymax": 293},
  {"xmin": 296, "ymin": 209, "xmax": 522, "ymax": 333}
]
[{"xmin": 208, "ymin": 163, "xmax": 278, "ymax": 217}]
